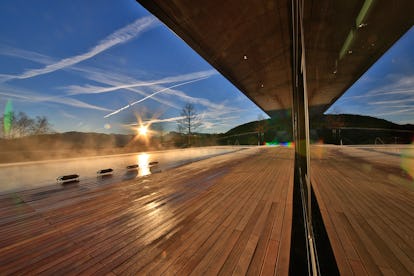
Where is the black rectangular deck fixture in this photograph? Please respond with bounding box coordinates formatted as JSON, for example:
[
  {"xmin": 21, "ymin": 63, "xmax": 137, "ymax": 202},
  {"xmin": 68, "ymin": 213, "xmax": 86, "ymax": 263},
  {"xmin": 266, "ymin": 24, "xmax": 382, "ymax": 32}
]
[
  {"xmin": 126, "ymin": 164, "xmax": 139, "ymax": 170},
  {"xmin": 56, "ymin": 174, "xmax": 80, "ymax": 184},
  {"xmin": 97, "ymin": 168, "xmax": 114, "ymax": 176}
]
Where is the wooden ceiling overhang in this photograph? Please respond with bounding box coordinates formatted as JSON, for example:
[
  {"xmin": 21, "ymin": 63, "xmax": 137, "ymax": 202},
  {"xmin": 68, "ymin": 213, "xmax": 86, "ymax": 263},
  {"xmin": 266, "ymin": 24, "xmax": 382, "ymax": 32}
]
[{"xmin": 136, "ymin": 0, "xmax": 414, "ymax": 118}]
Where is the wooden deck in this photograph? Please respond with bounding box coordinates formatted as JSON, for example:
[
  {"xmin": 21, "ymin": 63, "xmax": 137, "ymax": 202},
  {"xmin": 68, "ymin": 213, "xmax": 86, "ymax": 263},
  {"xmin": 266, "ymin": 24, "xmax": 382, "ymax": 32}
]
[
  {"xmin": 311, "ymin": 145, "xmax": 414, "ymax": 275},
  {"xmin": 0, "ymin": 147, "xmax": 293, "ymax": 275}
]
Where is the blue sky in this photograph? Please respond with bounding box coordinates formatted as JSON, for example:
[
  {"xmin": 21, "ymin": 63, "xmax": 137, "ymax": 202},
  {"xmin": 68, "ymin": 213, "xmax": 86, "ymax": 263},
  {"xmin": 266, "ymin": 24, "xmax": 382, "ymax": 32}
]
[
  {"xmin": 326, "ymin": 26, "xmax": 414, "ymax": 124},
  {"xmin": 0, "ymin": 1, "xmax": 413, "ymax": 136},
  {"xmin": 0, "ymin": 0, "xmax": 268, "ymax": 134}
]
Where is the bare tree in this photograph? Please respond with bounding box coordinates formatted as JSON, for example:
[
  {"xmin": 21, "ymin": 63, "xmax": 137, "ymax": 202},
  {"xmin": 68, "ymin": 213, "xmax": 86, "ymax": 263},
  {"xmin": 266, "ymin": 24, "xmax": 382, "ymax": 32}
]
[
  {"xmin": 0, "ymin": 112, "xmax": 52, "ymax": 138},
  {"xmin": 16, "ymin": 112, "xmax": 34, "ymax": 137},
  {"xmin": 177, "ymin": 103, "xmax": 201, "ymax": 146},
  {"xmin": 33, "ymin": 116, "xmax": 53, "ymax": 135}
]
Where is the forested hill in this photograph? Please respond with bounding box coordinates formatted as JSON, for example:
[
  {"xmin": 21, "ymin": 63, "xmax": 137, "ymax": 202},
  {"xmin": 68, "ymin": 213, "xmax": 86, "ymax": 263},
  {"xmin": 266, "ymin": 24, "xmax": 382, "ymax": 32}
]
[
  {"xmin": 222, "ymin": 114, "xmax": 413, "ymax": 145},
  {"xmin": 312, "ymin": 114, "xmax": 414, "ymax": 130},
  {"xmin": 226, "ymin": 114, "xmax": 414, "ymax": 135}
]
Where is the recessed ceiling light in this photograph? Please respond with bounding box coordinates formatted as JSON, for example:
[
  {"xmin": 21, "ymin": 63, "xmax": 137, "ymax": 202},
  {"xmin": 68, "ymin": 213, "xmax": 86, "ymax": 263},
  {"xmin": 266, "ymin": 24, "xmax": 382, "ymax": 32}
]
[
  {"xmin": 243, "ymin": 55, "xmax": 248, "ymax": 60},
  {"xmin": 260, "ymin": 84, "xmax": 264, "ymax": 88}
]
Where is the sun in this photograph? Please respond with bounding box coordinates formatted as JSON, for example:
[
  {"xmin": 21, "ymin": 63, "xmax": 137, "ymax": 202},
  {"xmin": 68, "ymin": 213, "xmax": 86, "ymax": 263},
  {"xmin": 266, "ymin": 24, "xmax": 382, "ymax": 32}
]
[{"xmin": 138, "ymin": 125, "xmax": 148, "ymax": 136}]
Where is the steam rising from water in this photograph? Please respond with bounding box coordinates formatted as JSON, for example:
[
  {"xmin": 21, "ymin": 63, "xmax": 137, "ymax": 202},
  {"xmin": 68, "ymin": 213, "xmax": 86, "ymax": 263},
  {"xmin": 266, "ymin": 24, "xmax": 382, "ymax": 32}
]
[{"xmin": 0, "ymin": 147, "xmax": 243, "ymax": 193}]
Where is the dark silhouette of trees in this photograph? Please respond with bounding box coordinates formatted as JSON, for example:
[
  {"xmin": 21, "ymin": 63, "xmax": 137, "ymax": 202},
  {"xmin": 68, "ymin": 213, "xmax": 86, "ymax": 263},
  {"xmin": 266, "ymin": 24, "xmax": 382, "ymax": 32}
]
[
  {"xmin": 14, "ymin": 112, "xmax": 34, "ymax": 137},
  {"xmin": 177, "ymin": 103, "xmax": 201, "ymax": 146},
  {"xmin": 0, "ymin": 111, "xmax": 53, "ymax": 138},
  {"xmin": 33, "ymin": 116, "xmax": 53, "ymax": 135}
]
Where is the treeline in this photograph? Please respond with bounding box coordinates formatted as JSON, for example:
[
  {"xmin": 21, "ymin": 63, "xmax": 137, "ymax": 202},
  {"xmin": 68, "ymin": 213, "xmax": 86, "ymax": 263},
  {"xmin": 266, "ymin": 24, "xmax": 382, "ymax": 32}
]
[
  {"xmin": 0, "ymin": 112, "xmax": 53, "ymax": 138},
  {"xmin": 220, "ymin": 114, "xmax": 414, "ymax": 145}
]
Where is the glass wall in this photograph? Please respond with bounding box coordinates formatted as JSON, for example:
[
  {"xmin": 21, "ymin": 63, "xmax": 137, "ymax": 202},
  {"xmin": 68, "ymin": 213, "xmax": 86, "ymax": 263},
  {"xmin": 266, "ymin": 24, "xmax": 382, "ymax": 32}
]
[{"xmin": 307, "ymin": 6, "xmax": 414, "ymax": 274}]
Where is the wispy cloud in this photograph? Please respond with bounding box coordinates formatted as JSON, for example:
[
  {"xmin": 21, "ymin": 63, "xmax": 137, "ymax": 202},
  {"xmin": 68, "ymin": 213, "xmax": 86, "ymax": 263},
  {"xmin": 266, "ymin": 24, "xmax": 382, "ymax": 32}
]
[
  {"xmin": 342, "ymin": 75, "xmax": 414, "ymax": 101},
  {"xmin": 0, "ymin": 46, "xmax": 184, "ymax": 110},
  {"xmin": 129, "ymin": 116, "xmax": 186, "ymax": 125},
  {"xmin": 127, "ymin": 113, "xmax": 235, "ymax": 132},
  {"xmin": 64, "ymin": 69, "xmax": 217, "ymax": 95},
  {"xmin": 0, "ymin": 46, "xmax": 251, "ymax": 132},
  {"xmin": 0, "ymin": 46, "xmax": 55, "ymax": 65},
  {"xmin": 125, "ymin": 100, "xmax": 246, "ymax": 132},
  {"xmin": 96, "ymin": 71, "xmax": 248, "ymax": 132},
  {"xmin": 0, "ymin": 46, "xmax": 223, "ymax": 114},
  {"xmin": 0, "ymin": 85, "xmax": 112, "ymax": 112},
  {"xmin": 103, "ymin": 76, "xmax": 210, "ymax": 118},
  {"xmin": 68, "ymin": 66, "xmax": 183, "ymax": 110},
  {"xmin": 59, "ymin": 110, "xmax": 77, "ymax": 119},
  {"xmin": 374, "ymin": 107, "xmax": 414, "ymax": 116},
  {"xmin": 1, "ymin": 16, "xmax": 158, "ymax": 82},
  {"xmin": 369, "ymin": 99, "xmax": 414, "ymax": 105},
  {"xmin": 335, "ymin": 74, "xmax": 414, "ymax": 122},
  {"xmin": 342, "ymin": 89, "xmax": 414, "ymax": 101}
]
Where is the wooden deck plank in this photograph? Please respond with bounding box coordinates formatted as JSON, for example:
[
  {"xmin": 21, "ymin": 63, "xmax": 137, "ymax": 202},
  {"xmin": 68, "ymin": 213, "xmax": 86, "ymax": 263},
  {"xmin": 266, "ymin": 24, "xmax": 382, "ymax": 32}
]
[
  {"xmin": 108, "ymin": 176, "xmax": 249, "ymax": 275},
  {"xmin": 246, "ymin": 202, "xmax": 279, "ymax": 275},
  {"xmin": 146, "ymin": 172, "xmax": 257, "ymax": 271},
  {"xmin": 0, "ymin": 147, "xmax": 294, "ymax": 275},
  {"xmin": 123, "ymin": 174, "xmax": 258, "ymax": 272},
  {"xmin": 137, "ymin": 168, "xmax": 261, "ymax": 275},
  {"xmin": 275, "ymin": 163, "xmax": 294, "ymax": 276},
  {"xmin": 186, "ymin": 176, "xmax": 267, "ymax": 275},
  {"xmin": 311, "ymin": 169, "xmax": 354, "ymax": 275},
  {"xmin": 261, "ymin": 239, "xmax": 279, "ymax": 275},
  {"xmin": 311, "ymin": 145, "xmax": 414, "ymax": 275}
]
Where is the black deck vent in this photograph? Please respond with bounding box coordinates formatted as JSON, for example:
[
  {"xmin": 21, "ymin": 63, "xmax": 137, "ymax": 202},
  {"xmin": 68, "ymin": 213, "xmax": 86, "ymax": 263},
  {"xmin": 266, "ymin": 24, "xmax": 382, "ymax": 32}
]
[
  {"xmin": 126, "ymin": 164, "xmax": 139, "ymax": 170},
  {"xmin": 56, "ymin": 174, "xmax": 79, "ymax": 184},
  {"xmin": 97, "ymin": 168, "xmax": 113, "ymax": 176}
]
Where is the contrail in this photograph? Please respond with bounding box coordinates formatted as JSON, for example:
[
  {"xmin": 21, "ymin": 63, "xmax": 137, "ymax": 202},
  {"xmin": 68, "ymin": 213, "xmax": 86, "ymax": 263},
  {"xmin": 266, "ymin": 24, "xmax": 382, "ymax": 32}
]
[
  {"xmin": 65, "ymin": 69, "xmax": 217, "ymax": 95},
  {"xmin": 0, "ymin": 87, "xmax": 112, "ymax": 112},
  {"xmin": 3, "ymin": 16, "xmax": 158, "ymax": 82},
  {"xmin": 129, "ymin": 116, "xmax": 186, "ymax": 125},
  {"xmin": 104, "ymin": 77, "xmax": 209, "ymax": 118},
  {"xmin": 0, "ymin": 47, "xmax": 216, "ymax": 110}
]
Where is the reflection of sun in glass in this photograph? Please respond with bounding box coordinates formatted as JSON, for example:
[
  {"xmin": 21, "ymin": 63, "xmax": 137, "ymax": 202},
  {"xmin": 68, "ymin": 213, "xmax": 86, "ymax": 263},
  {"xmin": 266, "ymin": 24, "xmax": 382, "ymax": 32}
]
[{"xmin": 138, "ymin": 153, "xmax": 151, "ymax": 176}]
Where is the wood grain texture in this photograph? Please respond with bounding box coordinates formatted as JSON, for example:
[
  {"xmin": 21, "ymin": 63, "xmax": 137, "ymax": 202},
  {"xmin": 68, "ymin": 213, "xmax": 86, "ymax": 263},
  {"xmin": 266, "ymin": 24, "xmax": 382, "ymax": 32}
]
[
  {"xmin": 311, "ymin": 145, "xmax": 414, "ymax": 276},
  {"xmin": 0, "ymin": 147, "xmax": 293, "ymax": 275}
]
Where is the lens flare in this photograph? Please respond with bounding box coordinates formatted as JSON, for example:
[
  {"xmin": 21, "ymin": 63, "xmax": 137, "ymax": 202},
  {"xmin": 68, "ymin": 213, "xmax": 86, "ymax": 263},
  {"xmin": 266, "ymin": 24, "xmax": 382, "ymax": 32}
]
[
  {"xmin": 3, "ymin": 100, "xmax": 13, "ymax": 135},
  {"xmin": 281, "ymin": 141, "xmax": 294, "ymax": 148},
  {"xmin": 138, "ymin": 125, "xmax": 148, "ymax": 136},
  {"xmin": 265, "ymin": 141, "xmax": 294, "ymax": 148},
  {"xmin": 401, "ymin": 141, "xmax": 414, "ymax": 180},
  {"xmin": 129, "ymin": 113, "xmax": 155, "ymax": 146}
]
